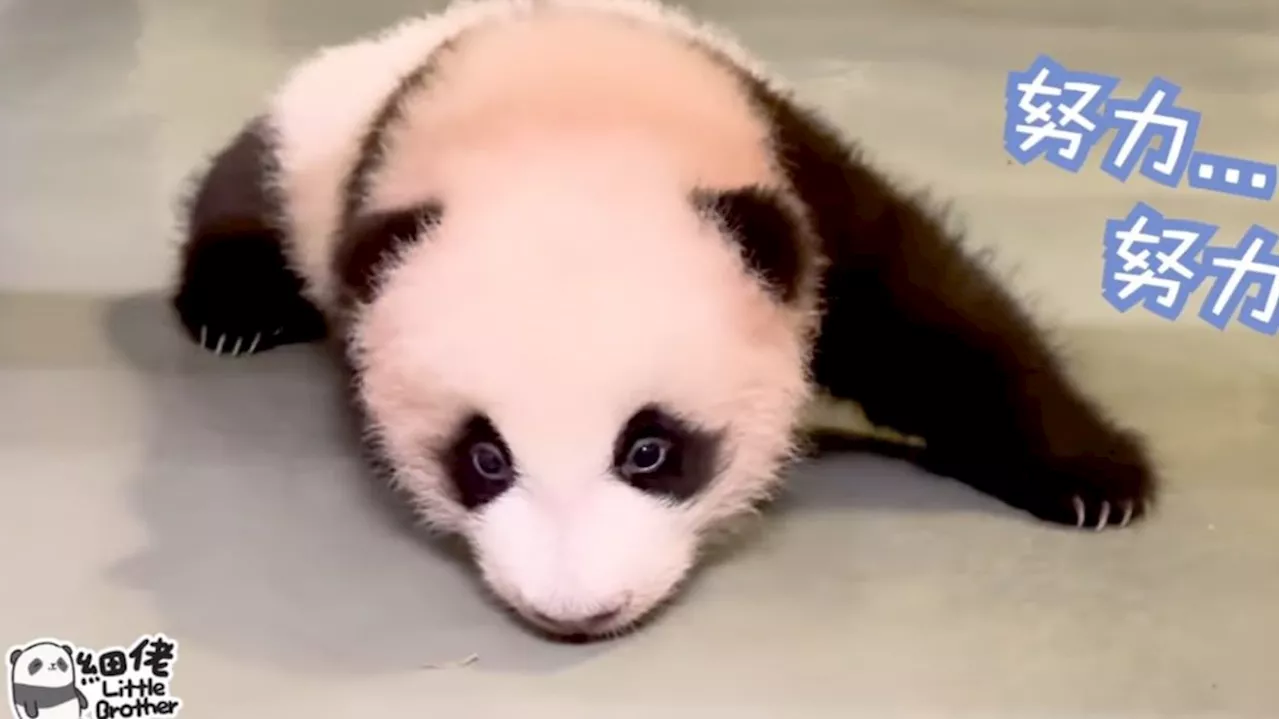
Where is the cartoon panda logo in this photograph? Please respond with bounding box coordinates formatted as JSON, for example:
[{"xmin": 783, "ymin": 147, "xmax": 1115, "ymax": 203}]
[{"xmin": 7, "ymin": 642, "xmax": 87, "ymax": 719}]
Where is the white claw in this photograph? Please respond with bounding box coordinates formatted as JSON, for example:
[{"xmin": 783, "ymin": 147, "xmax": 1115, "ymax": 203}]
[
  {"xmin": 231, "ymin": 337, "xmax": 243, "ymax": 356},
  {"xmin": 1072, "ymin": 496, "xmax": 1085, "ymax": 528},
  {"xmin": 1120, "ymin": 501, "xmax": 1134, "ymax": 528},
  {"xmin": 272, "ymin": 327, "xmax": 283, "ymax": 337},
  {"xmin": 214, "ymin": 334, "xmax": 226, "ymax": 355},
  {"xmin": 199, "ymin": 325, "xmax": 208, "ymax": 348},
  {"xmin": 247, "ymin": 333, "xmax": 262, "ymax": 354},
  {"xmin": 1095, "ymin": 500, "xmax": 1111, "ymax": 531}
]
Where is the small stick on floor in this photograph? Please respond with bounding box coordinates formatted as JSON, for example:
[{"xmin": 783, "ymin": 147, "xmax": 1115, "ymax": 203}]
[{"xmin": 420, "ymin": 653, "xmax": 479, "ymax": 670}]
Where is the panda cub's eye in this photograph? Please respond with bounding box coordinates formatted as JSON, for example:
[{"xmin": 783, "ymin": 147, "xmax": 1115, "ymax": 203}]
[
  {"xmin": 622, "ymin": 437, "xmax": 672, "ymax": 475},
  {"xmin": 612, "ymin": 405, "xmax": 723, "ymax": 502},
  {"xmin": 470, "ymin": 441, "xmax": 510, "ymax": 480},
  {"xmin": 444, "ymin": 414, "xmax": 517, "ymax": 510}
]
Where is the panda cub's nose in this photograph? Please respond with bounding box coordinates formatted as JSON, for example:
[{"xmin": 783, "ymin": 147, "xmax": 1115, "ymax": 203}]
[{"xmin": 530, "ymin": 606, "xmax": 622, "ymax": 636}]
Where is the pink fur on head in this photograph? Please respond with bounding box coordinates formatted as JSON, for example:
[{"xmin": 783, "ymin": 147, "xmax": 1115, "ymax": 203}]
[
  {"xmin": 348, "ymin": 131, "xmax": 812, "ymax": 635},
  {"xmin": 272, "ymin": 0, "xmax": 817, "ymax": 637}
]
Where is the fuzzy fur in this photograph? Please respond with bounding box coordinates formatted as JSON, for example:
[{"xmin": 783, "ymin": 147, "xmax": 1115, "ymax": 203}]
[{"xmin": 171, "ymin": 0, "xmax": 1158, "ymax": 641}]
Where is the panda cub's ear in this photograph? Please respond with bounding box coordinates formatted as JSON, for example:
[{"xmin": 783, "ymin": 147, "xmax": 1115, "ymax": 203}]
[
  {"xmin": 692, "ymin": 186, "xmax": 804, "ymax": 304},
  {"xmin": 336, "ymin": 202, "xmax": 444, "ymax": 305},
  {"xmin": 9, "ymin": 648, "xmax": 21, "ymax": 665}
]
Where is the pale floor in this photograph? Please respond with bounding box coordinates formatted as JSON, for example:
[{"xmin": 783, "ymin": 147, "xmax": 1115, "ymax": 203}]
[{"xmin": 0, "ymin": 0, "xmax": 1277, "ymax": 717}]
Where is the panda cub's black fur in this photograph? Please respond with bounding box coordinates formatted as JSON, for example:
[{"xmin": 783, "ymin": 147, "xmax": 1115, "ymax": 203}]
[{"xmin": 173, "ymin": 118, "xmax": 327, "ymax": 355}]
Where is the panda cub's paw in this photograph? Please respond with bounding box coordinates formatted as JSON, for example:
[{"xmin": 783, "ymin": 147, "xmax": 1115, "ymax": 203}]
[
  {"xmin": 173, "ymin": 231, "xmax": 327, "ymax": 357},
  {"xmin": 1017, "ymin": 429, "xmax": 1157, "ymax": 531}
]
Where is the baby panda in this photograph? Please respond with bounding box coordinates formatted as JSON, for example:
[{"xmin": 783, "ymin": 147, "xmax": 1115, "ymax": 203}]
[
  {"xmin": 8, "ymin": 642, "xmax": 86, "ymax": 719},
  {"xmin": 171, "ymin": 0, "xmax": 1157, "ymax": 639}
]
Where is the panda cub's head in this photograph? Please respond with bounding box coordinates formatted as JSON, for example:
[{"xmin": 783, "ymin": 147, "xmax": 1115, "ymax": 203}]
[
  {"xmin": 347, "ymin": 136, "xmax": 818, "ymax": 639},
  {"xmin": 9, "ymin": 642, "xmax": 75, "ymax": 689}
]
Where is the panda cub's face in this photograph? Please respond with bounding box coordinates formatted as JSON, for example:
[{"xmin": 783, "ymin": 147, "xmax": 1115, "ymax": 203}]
[
  {"xmin": 10, "ymin": 643, "xmax": 74, "ymax": 688},
  {"xmin": 349, "ymin": 152, "xmax": 811, "ymax": 638}
]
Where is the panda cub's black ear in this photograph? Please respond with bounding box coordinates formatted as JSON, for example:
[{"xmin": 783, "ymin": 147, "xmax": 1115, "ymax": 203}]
[
  {"xmin": 10, "ymin": 648, "xmax": 22, "ymax": 665},
  {"xmin": 692, "ymin": 186, "xmax": 804, "ymax": 303},
  {"xmin": 335, "ymin": 202, "xmax": 445, "ymax": 305}
]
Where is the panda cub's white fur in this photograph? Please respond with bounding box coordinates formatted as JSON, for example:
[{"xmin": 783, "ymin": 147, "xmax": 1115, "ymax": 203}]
[
  {"xmin": 173, "ymin": 0, "xmax": 1159, "ymax": 640},
  {"xmin": 269, "ymin": 0, "xmax": 814, "ymax": 636}
]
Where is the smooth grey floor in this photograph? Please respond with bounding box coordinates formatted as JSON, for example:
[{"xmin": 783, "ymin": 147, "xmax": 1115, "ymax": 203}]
[{"xmin": 0, "ymin": 1, "xmax": 1276, "ymax": 717}]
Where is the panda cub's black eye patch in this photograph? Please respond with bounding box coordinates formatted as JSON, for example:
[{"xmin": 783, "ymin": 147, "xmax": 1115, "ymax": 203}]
[
  {"xmin": 442, "ymin": 413, "xmax": 517, "ymax": 510},
  {"xmin": 611, "ymin": 405, "xmax": 723, "ymax": 501}
]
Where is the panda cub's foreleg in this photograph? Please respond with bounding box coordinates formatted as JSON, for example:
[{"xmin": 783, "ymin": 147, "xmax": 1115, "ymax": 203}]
[
  {"xmin": 808, "ymin": 161, "xmax": 1158, "ymax": 531},
  {"xmin": 172, "ymin": 117, "xmax": 326, "ymax": 356}
]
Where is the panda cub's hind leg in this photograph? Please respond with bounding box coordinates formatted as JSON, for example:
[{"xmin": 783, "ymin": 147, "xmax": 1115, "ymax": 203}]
[
  {"xmin": 172, "ymin": 117, "xmax": 327, "ymax": 356},
  {"xmin": 809, "ymin": 178, "xmax": 1158, "ymax": 531},
  {"xmin": 763, "ymin": 95, "xmax": 1158, "ymax": 530}
]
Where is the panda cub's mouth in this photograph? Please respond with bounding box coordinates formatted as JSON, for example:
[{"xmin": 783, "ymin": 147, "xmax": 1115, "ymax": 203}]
[
  {"xmin": 525, "ymin": 603, "xmax": 628, "ymax": 641},
  {"xmin": 517, "ymin": 591, "xmax": 682, "ymax": 644}
]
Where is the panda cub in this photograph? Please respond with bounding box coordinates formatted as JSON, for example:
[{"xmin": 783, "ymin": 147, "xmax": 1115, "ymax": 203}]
[{"xmin": 171, "ymin": 0, "xmax": 1157, "ymax": 639}]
